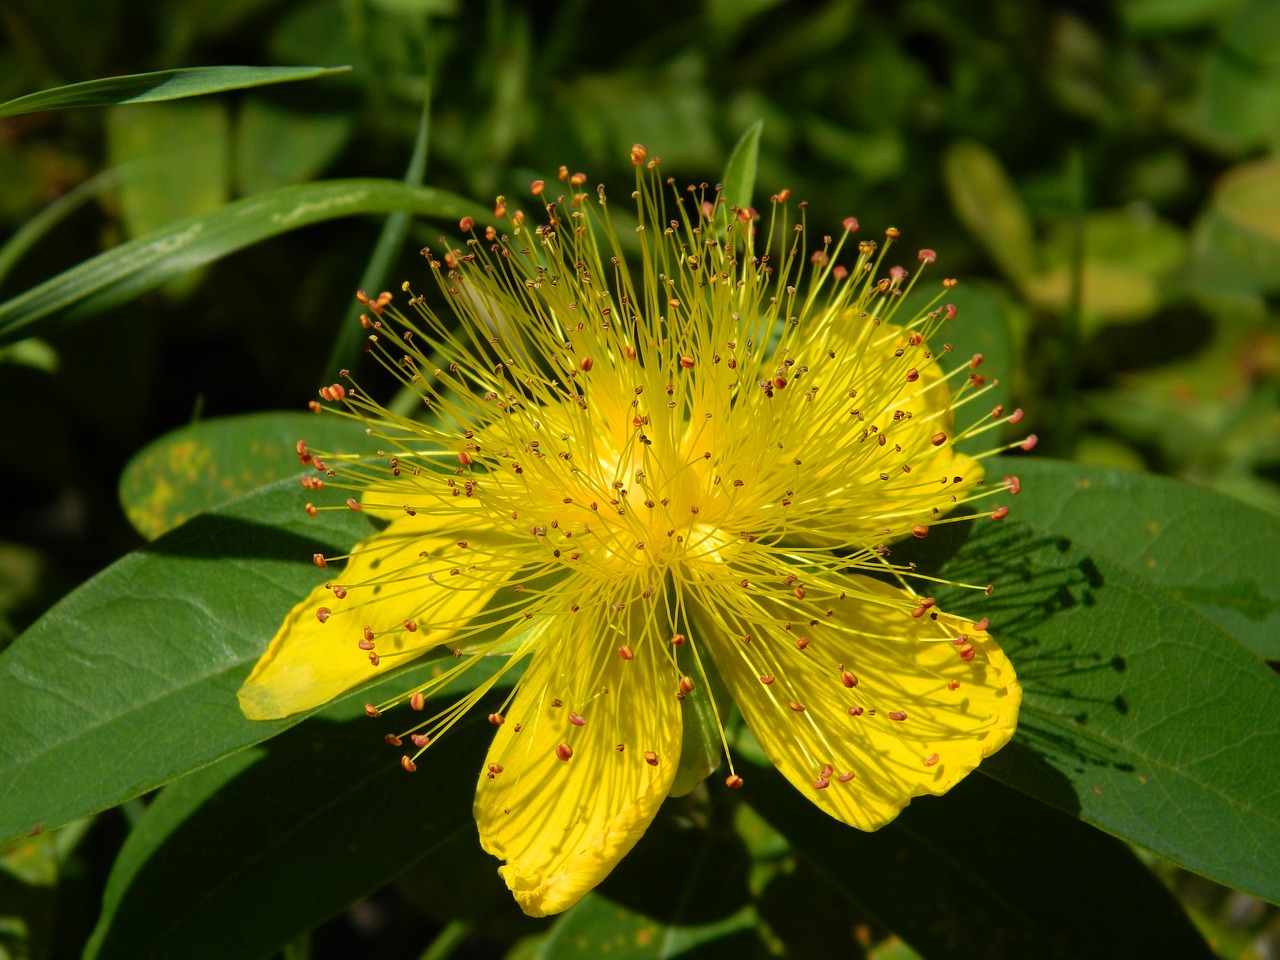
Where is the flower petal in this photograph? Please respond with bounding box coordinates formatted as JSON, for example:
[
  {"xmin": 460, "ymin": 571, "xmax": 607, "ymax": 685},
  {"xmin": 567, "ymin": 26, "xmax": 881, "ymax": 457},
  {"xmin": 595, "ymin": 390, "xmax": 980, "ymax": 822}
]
[
  {"xmin": 474, "ymin": 614, "xmax": 681, "ymax": 917},
  {"xmin": 695, "ymin": 573, "xmax": 1019, "ymax": 830},
  {"xmin": 238, "ymin": 514, "xmax": 522, "ymax": 720}
]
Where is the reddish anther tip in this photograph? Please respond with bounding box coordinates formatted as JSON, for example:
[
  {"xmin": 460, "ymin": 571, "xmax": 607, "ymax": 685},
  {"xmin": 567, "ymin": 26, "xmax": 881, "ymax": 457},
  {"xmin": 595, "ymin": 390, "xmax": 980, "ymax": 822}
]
[
  {"xmin": 331, "ymin": 585, "xmax": 347, "ymax": 600},
  {"xmin": 410, "ymin": 692, "xmax": 425, "ymax": 711},
  {"xmin": 458, "ymin": 451, "xmax": 472, "ymax": 466},
  {"xmin": 670, "ymin": 633, "xmax": 686, "ymax": 646},
  {"xmin": 888, "ymin": 711, "xmax": 908, "ymax": 722},
  {"xmin": 812, "ymin": 778, "xmax": 830, "ymax": 790},
  {"xmin": 911, "ymin": 525, "xmax": 929, "ymax": 538},
  {"xmin": 725, "ymin": 774, "xmax": 745, "ymax": 789},
  {"xmin": 948, "ymin": 679, "xmax": 961, "ymax": 691},
  {"xmin": 315, "ymin": 607, "xmax": 331, "ymax": 623},
  {"xmin": 346, "ymin": 498, "xmax": 362, "ymax": 511},
  {"xmin": 569, "ymin": 712, "xmax": 586, "ymax": 727},
  {"xmin": 679, "ymin": 356, "xmax": 696, "ymax": 369},
  {"xmin": 459, "ymin": 216, "xmax": 475, "ymax": 232},
  {"xmin": 313, "ymin": 553, "xmax": 327, "ymax": 569},
  {"xmin": 958, "ymin": 644, "xmax": 976, "ymax": 661},
  {"xmin": 644, "ymin": 751, "xmax": 660, "ymax": 766},
  {"xmin": 991, "ymin": 506, "xmax": 1010, "ymax": 521},
  {"xmin": 918, "ymin": 248, "xmax": 937, "ymax": 263},
  {"xmin": 924, "ymin": 753, "xmax": 940, "ymax": 767},
  {"xmin": 848, "ymin": 706, "xmax": 864, "ymax": 717},
  {"xmin": 400, "ymin": 756, "xmax": 417, "ymax": 773},
  {"xmin": 760, "ymin": 674, "xmax": 775, "ymax": 684},
  {"xmin": 796, "ymin": 635, "xmax": 810, "ymax": 650},
  {"xmin": 358, "ymin": 638, "xmax": 375, "ymax": 651},
  {"xmin": 1005, "ymin": 475, "xmax": 1022, "ymax": 495},
  {"xmin": 678, "ymin": 675, "xmax": 695, "ymax": 694},
  {"xmin": 579, "ymin": 357, "xmax": 594, "ymax": 371},
  {"xmin": 404, "ymin": 619, "xmax": 417, "ymax": 632},
  {"xmin": 384, "ymin": 734, "xmax": 403, "ymax": 747},
  {"xmin": 618, "ymin": 645, "xmax": 635, "ymax": 660},
  {"xmin": 841, "ymin": 670, "xmax": 859, "ymax": 688},
  {"xmin": 488, "ymin": 713, "xmax": 505, "ymax": 725},
  {"xmin": 973, "ymin": 618, "xmax": 991, "ymax": 631},
  {"xmin": 843, "ymin": 216, "xmax": 860, "ymax": 233},
  {"xmin": 838, "ymin": 771, "xmax": 856, "ymax": 783},
  {"xmin": 555, "ymin": 743, "xmax": 573, "ymax": 761},
  {"xmin": 969, "ymin": 353, "xmax": 984, "ymax": 369},
  {"xmin": 305, "ymin": 503, "xmax": 318, "ymax": 518},
  {"xmin": 793, "ymin": 585, "xmax": 806, "ymax": 599},
  {"xmin": 789, "ymin": 701, "xmax": 806, "ymax": 712},
  {"xmin": 487, "ymin": 762, "xmax": 504, "ymax": 776},
  {"xmin": 931, "ymin": 432, "xmax": 947, "ymax": 446},
  {"xmin": 1007, "ymin": 408, "xmax": 1025, "ymax": 424},
  {"xmin": 411, "ymin": 733, "xmax": 430, "ymax": 747},
  {"xmin": 364, "ymin": 703, "xmax": 381, "ymax": 718},
  {"xmin": 631, "ymin": 143, "xmax": 648, "ymax": 165},
  {"xmin": 531, "ymin": 179, "xmax": 545, "ymax": 195},
  {"xmin": 905, "ymin": 368, "xmax": 920, "ymax": 383},
  {"xmin": 1020, "ymin": 434, "xmax": 1038, "ymax": 451}
]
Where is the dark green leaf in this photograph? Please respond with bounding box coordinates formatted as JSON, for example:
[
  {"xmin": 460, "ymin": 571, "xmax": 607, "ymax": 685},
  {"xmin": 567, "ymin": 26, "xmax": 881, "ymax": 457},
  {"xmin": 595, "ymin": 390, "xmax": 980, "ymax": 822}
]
[
  {"xmin": 720, "ymin": 121, "xmax": 764, "ymax": 214},
  {"xmin": 84, "ymin": 685, "xmax": 501, "ymax": 960},
  {"xmin": 0, "ymin": 477, "xmax": 458, "ymax": 845},
  {"xmin": 742, "ymin": 760, "xmax": 1212, "ymax": 960},
  {"xmin": 892, "ymin": 459, "xmax": 1280, "ymax": 902},
  {"xmin": 118, "ymin": 411, "xmax": 385, "ymax": 540},
  {"xmin": 0, "ymin": 66, "xmax": 352, "ymax": 120},
  {"xmin": 0, "ymin": 179, "xmax": 490, "ymax": 345}
]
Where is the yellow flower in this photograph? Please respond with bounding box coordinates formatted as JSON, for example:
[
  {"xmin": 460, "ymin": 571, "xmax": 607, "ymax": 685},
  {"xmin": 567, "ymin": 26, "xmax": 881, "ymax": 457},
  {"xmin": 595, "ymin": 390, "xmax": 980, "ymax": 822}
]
[{"xmin": 239, "ymin": 146, "xmax": 1027, "ymax": 918}]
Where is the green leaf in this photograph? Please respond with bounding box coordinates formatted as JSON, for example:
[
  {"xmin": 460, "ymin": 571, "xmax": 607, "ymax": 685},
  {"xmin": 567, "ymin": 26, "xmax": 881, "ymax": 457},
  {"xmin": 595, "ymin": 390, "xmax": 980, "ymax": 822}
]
[
  {"xmin": 0, "ymin": 66, "xmax": 352, "ymax": 120},
  {"xmin": 233, "ymin": 97, "xmax": 355, "ymax": 195},
  {"xmin": 0, "ymin": 477, "xmax": 463, "ymax": 846},
  {"xmin": 1009, "ymin": 460, "xmax": 1280, "ymax": 660},
  {"xmin": 118, "ymin": 411, "xmax": 385, "ymax": 540},
  {"xmin": 893, "ymin": 459, "xmax": 1280, "ymax": 902},
  {"xmin": 0, "ymin": 178, "xmax": 490, "ymax": 346},
  {"xmin": 943, "ymin": 140, "xmax": 1037, "ymax": 288},
  {"xmin": 84, "ymin": 687, "xmax": 498, "ymax": 960},
  {"xmin": 720, "ymin": 120, "xmax": 764, "ymax": 213},
  {"xmin": 741, "ymin": 760, "xmax": 1213, "ymax": 959}
]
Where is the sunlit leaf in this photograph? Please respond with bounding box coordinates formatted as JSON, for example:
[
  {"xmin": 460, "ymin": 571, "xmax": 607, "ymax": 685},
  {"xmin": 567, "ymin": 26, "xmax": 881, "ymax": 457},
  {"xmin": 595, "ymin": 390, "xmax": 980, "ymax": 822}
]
[
  {"xmin": 0, "ymin": 66, "xmax": 351, "ymax": 120},
  {"xmin": 891, "ymin": 459, "xmax": 1280, "ymax": 902},
  {"xmin": 721, "ymin": 120, "xmax": 763, "ymax": 213},
  {"xmin": 943, "ymin": 140, "xmax": 1037, "ymax": 288}
]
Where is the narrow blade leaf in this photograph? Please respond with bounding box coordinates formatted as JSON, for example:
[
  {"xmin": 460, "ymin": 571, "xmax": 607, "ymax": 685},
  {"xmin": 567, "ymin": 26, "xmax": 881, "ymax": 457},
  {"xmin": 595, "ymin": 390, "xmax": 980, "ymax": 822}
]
[{"xmin": 0, "ymin": 66, "xmax": 352, "ymax": 120}]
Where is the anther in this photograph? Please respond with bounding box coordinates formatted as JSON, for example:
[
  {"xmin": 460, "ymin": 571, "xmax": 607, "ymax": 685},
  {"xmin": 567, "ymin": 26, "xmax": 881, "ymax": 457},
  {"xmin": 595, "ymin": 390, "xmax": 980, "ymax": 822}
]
[
  {"xmin": 888, "ymin": 711, "xmax": 908, "ymax": 721},
  {"xmin": 643, "ymin": 751, "xmax": 659, "ymax": 766},
  {"xmin": 1005, "ymin": 475, "xmax": 1022, "ymax": 495},
  {"xmin": 841, "ymin": 670, "xmax": 858, "ymax": 688},
  {"xmin": 384, "ymin": 734, "xmax": 402, "ymax": 746},
  {"xmin": 905, "ymin": 368, "xmax": 919, "ymax": 383},
  {"xmin": 579, "ymin": 357, "xmax": 593, "ymax": 371},
  {"xmin": 973, "ymin": 618, "xmax": 991, "ymax": 631},
  {"xmin": 670, "ymin": 633, "xmax": 686, "ymax": 646},
  {"xmin": 1020, "ymin": 434, "xmax": 1038, "ymax": 451},
  {"xmin": 305, "ymin": 503, "xmax": 317, "ymax": 518},
  {"xmin": 789, "ymin": 701, "xmax": 806, "ymax": 712},
  {"xmin": 991, "ymin": 506, "xmax": 1010, "ymax": 520},
  {"xmin": 679, "ymin": 676, "xmax": 695, "ymax": 694},
  {"xmin": 848, "ymin": 706, "xmax": 864, "ymax": 717},
  {"xmin": 911, "ymin": 525, "xmax": 929, "ymax": 538},
  {"xmin": 364, "ymin": 703, "xmax": 381, "ymax": 718},
  {"xmin": 487, "ymin": 762, "xmax": 504, "ymax": 776},
  {"xmin": 931, "ymin": 432, "xmax": 947, "ymax": 446},
  {"xmin": 618, "ymin": 645, "xmax": 634, "ymax": 660},
  {"xmin": 488, "ymin": 713, "xmax": 505, "ymax": 725},
  {"xmin": 812, "ymin": 777, "xmax": 830, "ymax": 790},
  {"xmin": 796, "ymin": 636, "xmax": 810, "ymax": 650},
  {"xmin": 346, "ymin": 498, "xmax": 361, "ymax": 511},
  {"xmin": 400, "ymin": 756, "xmax": 417, "ymax": 773},
  {"xmin": 760, "ymin": 675, "xmax": 775, "ymax": 684},
  {"xmin": 569, "ymin": 712, "xmax": 586, "ymax": 726},
  {"xmin": 404, "ymin": 619, "xmax": 417, "ymax": 632},
  {"xmin": 725, "ymin": 774, "xmax": 744, "ymax": 789},
  {"xmin": 924, "ymin": 753, "xmax": 940, "ymax": 767},
  {"xmin": 948, "ymin": 679, "xmax": 961, "ymax": 691},
  {"xmin": 410, "ymin": 692, "xmax": 425, "ymax": 711},
  {"xmin": 411, "ymin": 734, "xmax": 430, "ymax": 748}
]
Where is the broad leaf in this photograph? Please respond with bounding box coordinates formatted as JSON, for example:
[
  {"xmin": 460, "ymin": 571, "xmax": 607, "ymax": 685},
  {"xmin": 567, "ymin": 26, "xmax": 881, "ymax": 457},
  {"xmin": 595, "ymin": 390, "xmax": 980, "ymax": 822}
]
[
  {"xmin": 118, "ymin": 411, "xmax": 384, "ymax": 540},
  {"xmin": 0, "ymin": 179, "xmax": 489, "ymax": 345},
  {"xmin": 84, "ymin": 683, "xmax": 500, "ymax": 960},
  {"xmin": 0, "ymin": 66, "xmax": 351, "ymax": 120},
  {"xmin": 893, "ymin": 459, "xmax": 1280, "ymax": 902},
  {"xmin": 1010, "ymin": 460, "xmax": 1280, "ymax": 660},
  {"xmin": 0, "ymin": 477, "xmax": 430, "ymax": 845},
  {"xmin": 742, "ymin": 760, "xmax": 1212, "ymax": 959}
]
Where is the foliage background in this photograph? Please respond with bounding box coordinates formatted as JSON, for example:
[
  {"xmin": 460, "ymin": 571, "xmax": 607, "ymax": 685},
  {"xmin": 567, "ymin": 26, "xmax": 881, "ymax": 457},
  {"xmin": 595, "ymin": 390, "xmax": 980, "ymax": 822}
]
[{"xmin": 1, "ymin": 0, "xmax": 1278, "ymax": 957}]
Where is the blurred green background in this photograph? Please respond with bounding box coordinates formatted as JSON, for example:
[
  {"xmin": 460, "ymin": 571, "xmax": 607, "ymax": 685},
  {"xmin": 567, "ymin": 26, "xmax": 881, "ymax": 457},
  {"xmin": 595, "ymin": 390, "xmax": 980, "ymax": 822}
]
[{"xmin": 2, "ymin": 0, "xmax": 1278, "ymax": 956}]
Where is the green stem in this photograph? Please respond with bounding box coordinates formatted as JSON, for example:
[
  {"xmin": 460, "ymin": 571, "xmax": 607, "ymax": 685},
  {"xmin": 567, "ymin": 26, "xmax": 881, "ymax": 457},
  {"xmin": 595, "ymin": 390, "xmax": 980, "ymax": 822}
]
[{"xmin": 416, "ymin": 918, "xmax": 473, "ymax": 960}]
